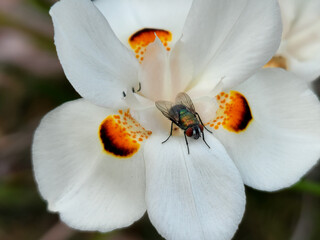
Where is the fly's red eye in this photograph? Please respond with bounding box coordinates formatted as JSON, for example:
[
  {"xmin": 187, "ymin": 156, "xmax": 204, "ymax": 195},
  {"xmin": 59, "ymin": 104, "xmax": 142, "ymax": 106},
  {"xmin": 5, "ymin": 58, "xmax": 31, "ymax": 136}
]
[
  {"xmin": 186, "ymin": 128, "xmax": 193, "ymax": 137},
  {"xmin": 199, "ymin": 125, "xmax": 204, "ymax": 132}
]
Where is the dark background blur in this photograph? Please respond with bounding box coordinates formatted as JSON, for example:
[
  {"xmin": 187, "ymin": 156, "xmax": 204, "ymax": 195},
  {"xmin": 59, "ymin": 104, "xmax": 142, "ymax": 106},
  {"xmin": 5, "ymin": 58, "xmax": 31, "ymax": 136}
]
[{"xmin": 0, "ymin": 1, "xmax": 320, "ymax": 239}]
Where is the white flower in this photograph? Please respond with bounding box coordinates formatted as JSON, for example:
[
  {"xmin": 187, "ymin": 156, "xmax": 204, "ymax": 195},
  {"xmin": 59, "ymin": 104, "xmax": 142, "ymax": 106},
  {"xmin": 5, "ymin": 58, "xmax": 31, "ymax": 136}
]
[
  {"xmin": 32, "ymin": 0, "xmax": 320, "ymax": 239},
  {"xmin": 265, "ymin": 0, "xmax": 320, "ymax": 81}
]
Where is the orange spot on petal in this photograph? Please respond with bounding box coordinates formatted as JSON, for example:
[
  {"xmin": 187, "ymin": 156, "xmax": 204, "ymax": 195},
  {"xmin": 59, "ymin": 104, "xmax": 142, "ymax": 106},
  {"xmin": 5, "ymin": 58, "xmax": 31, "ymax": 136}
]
[
  {"xmin": 213, "ymin": 91, "xmax": 253, "ymax": 133},
  {"xmin": 99, "ymin": 110, "xmax": 152, "ymax": 158},
  {"xmin": 129, "ymin": 29, "xmax": 172, "ymax": 50},
  {"xmin": 99, "ymin": 117, "xmax": 140, "ymax": 158},
  {"xmin": 129, "ymin": 28, "xmax": 172, "ymax": 63}
]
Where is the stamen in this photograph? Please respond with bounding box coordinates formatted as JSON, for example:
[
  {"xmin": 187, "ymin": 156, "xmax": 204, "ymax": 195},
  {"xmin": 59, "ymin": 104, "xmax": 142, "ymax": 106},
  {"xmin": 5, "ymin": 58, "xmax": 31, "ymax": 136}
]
[{"xmin": 132, "ymin": 82, "xmax": 142, "ymax": 93}]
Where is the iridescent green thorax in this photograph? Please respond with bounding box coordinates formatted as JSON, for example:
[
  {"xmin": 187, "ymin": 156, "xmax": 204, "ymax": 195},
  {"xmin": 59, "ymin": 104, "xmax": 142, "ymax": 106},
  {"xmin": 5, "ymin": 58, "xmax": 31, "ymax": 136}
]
[{"xmin": 179, "ymin": 108, "xmax": 199, "ymax": 130}]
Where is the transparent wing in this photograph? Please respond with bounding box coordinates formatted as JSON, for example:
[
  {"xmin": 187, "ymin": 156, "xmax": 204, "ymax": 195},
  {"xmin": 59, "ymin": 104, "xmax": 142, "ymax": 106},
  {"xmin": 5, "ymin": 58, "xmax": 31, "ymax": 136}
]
[
  {"xmin": 155, "ymin": 101, "xmax": 179, "ymax": 123},
  {"xmin": 175, "ymin": 92, "xmax": 196, "ymax": 113}
]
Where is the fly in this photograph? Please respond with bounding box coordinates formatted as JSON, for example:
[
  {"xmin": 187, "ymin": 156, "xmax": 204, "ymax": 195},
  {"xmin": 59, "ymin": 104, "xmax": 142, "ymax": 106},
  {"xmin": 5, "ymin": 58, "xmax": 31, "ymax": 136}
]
[{"xmin": 155, "ymin": 92, "xmax": 212, "ymax": 154}]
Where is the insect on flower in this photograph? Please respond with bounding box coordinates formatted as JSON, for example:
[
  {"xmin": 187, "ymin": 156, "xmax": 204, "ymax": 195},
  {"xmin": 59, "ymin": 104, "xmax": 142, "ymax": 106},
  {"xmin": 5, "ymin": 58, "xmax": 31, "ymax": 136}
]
[
  {"xmin": 32, "ymin": 0, "xmax": 320, "ymax": 239},
  {"xmin": 156, "ymin": 92, "xmax": 212, "ymax": 154}
]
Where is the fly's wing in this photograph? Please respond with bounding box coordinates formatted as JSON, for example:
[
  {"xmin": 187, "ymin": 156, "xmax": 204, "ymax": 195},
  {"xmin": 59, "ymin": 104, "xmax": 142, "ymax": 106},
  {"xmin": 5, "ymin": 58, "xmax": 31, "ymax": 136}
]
[
  {"xmin": 175, "ymin": 92, "xmax": 196, "ymax": 113},
  {"xmin": 155, "ymin": 101, "xmax": 179, "ymax": 123}
]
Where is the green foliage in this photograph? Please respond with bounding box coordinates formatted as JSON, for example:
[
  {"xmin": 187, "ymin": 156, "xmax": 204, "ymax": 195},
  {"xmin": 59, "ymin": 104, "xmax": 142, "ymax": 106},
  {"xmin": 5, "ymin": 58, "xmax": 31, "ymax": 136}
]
[{"xmin": 291, "ymin": 180, "xmax": 320, "ymax": 197}]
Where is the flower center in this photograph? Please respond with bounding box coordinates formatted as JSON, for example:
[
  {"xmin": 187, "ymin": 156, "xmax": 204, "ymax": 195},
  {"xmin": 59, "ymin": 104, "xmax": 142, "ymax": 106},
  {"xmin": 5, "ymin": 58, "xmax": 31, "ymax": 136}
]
[
  {"xmin": 99, "ymin": 109, "xmax": 152, "ymax": 158},
  {"xmin": 264, "ymin": 55, "xmax": 288, "ymax": 70},
  {"xmin": 129, "ymin": 28, "xmax": 172, "ymax": 63},
  {"xmin": 207, "ymin": 91, "xmax": 253, "ymax": 132}
]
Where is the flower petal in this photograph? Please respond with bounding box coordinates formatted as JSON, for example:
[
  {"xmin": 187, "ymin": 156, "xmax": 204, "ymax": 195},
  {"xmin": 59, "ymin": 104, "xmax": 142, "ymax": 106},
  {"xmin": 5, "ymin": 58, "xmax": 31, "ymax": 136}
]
[
  {"xmin": 213, "ymin": 68, "xmax": 320, "ymax": 191},
  {"xmin": 276, "ymin": 0, "xmax": 320, "ymax": 81},
  {"xmin": 288, "ymin": 55, "xmax": 320, "ymax": 82},
  {"xmin": 279, "ymin": 0, "xmax": 320, "ymax": 38},
  {"xmin": 285, "ymin": 18, "xmax": 320, "ymax": 81},
  {"xmin": 181, "ymin": 0, "xmax": 282, "ymax": 93},
  {"xmin": 139, "ymin": 37, "xmax": 171, "ymax": 101},
  {"xmin": 286, "ymin": 20, "xmax": 320, "ymax": 61},
  {"xmin": 144, "ymin": 133, "xmax": 245, "ymax": 240},
  {"xmin": 170, "ymin": 41, "xmax": 194, "ymax": 96},
  {"xmin": 278, "ymin": 0, "xmax": 297, "ymax": 38},
  {"xmin": 32, "ymin": 99, "xmax": 146, "ymax": 231},
  {"xmin": 93, "ymin": 0, "xmax": 192, "ymax": 47},
  {"xmin": 50, "ymin": 0, "xmax": 139, "ymax": 108},
  {"xmin": 139, "ymin": 36, "xmax": 194, "ymax": 102}
]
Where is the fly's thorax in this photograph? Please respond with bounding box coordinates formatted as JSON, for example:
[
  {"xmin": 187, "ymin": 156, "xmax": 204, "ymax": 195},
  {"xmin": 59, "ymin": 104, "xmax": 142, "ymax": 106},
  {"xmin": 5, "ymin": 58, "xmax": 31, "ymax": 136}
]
[
  {"xmin": 169, "ymin": 104, "xmax": 187, "ymax": 118},
  {"xmin": 179, "ymin": 109, "xmax": 199, "ymax": 130}
]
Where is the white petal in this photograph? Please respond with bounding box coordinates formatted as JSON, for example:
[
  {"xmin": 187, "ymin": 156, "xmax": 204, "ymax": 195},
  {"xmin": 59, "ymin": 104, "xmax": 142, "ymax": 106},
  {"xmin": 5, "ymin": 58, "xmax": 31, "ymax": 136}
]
[
  {"xmin": 286, "ymin": 19, "xmax": 320, "ymax": 61},
  {"xmin": 277, "ymin": 0, "xmax": 320, "ymax": 81},
  {"xmin": 50, "ymin": 0, "xmax": 139, "ymax": 108},
  {"xmin": 139, "ymin": 37, "xmax": 194, "ymax": 101},
  {"xmin": 144, "ymin": 133, "xmax": 245, "ymax": 240},
  {"xmin": 32, "ymin": 99, "xmax": 146, "ymax": 231},
  {"xmin": 93, "ymin": 0, "xmax": 192, "ymax": 47},
  {"xmin": 139, "ymin": 37, "xmax": 171, "ymax": 101},
  {"xmin": 170, "ymin": 40, "xmax": 194, "ymax": 95},
  {"xmin": 131, "ymin": 105, "xmax": 171, "ymax": 134},
  {"xmin": 214, "ymin": 68, "xmax": 320, "ymax": 191},
  {"xmin": 279, "ymin": 0, "xmax": 320, "ymax": 39},
  {"xmin": 278, "ymin": 0, "xmax": 297, "ymax": 38},
  {"xmin": 288, "ymin": 55, "xmax": 320, "ymax": 82},
  {"xmin": 181, "ymin": 0, "xmax": 282, "ymax": 93},
  {"xmin": 284, "ymin": 18, "xmax": 320, "ymax": 81}
]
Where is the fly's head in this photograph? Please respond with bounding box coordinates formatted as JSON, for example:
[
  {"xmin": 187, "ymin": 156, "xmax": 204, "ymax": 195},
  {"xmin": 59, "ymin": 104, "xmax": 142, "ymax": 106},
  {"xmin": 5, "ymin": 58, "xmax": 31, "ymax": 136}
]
[{"xmin": 186, "ymin": 125, "xmax": 203, "ymax": 140}]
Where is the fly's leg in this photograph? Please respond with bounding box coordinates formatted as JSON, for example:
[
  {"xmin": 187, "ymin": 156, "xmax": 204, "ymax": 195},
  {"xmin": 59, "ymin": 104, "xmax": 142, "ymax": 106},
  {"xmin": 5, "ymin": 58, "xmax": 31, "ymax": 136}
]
[
  {"xmin": 196, "ymin": 112, "xmax": 212, "ymax": 133},
  {"xmin": 184, "ymin": 131, "xmax": 190, "ymax": 154},
  {"xmin": 201, "ymin": 131, "xmax": 211, "ymax": 149},
  {"xmin": 162, "ymin": 122, "xmax": 173, "ymax": 144}
]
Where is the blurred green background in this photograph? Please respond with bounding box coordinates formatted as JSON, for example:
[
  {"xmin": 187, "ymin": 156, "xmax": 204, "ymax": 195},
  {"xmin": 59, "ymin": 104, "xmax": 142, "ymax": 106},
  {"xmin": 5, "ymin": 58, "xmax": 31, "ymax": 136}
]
[{"xmin": 0, "ymin": 0, "xmax": 319, "ymax": 239}]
